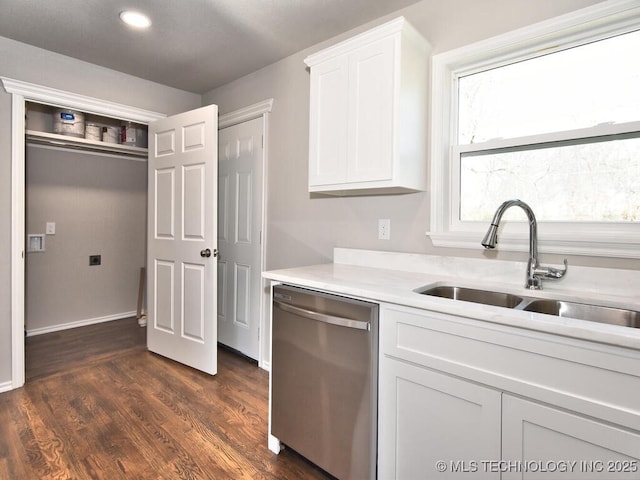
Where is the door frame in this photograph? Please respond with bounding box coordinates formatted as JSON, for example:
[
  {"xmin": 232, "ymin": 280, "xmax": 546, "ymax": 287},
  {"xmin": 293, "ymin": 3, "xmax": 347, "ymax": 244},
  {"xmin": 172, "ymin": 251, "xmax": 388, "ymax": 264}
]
[
  {"xmin": 218, "ymin": 98, "xmax": 273, "ymax": 371},
  {"xmin": 1, "ymin": 77, "xmax": 165, "ymax": 391},
  {"xmin": 2, "ymin": 77, "xmax": 275, "ymax": 390}
]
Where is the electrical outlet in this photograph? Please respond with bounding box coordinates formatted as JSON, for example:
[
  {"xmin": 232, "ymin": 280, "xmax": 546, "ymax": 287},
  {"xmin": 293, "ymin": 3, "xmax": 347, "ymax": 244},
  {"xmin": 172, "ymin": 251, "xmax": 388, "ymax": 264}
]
[
  {"xmin": 378, "ymin": 219, "xmax": 390, "ymax": 240},
  {"xmin": 89, "ymin": 255, "xmax": 101, "ymax": 266}
]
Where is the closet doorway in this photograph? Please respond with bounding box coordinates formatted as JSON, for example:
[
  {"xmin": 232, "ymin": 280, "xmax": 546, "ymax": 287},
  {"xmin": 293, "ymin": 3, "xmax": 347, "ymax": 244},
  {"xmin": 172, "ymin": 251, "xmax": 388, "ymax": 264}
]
[
  {"xmin": 4, "ymin": 77, "xmax": 273, "ymax": 390},
  {"xmin": 25, "ymin": 102, "xmax": 148, "ymax": 337},
  {"xmin": 4, "ymin": 77, "xmax": 165, "ymax": 389}
]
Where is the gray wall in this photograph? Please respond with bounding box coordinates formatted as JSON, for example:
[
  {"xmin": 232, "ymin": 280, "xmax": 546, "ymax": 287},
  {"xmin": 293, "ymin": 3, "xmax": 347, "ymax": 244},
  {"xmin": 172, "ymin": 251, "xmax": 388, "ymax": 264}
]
[
  {"xmin": 202, "ymin": 0, "xmax": 640, "ymax": 272},
  {"xmin": 25, "ymin": 146, "xmax": 147, "ymax": 333},
  {"xmin": 2, "ymin": 0, "xmax": 636, "ymax": 386},
  {"xmin": 0, "ymin": 37, "xmax": 201, "ymax": 385}
]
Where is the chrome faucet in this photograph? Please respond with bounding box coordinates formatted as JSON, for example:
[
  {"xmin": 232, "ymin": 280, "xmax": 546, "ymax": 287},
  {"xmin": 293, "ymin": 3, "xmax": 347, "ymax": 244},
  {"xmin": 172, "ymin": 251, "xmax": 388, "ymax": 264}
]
[{"xmin": 482, "ymin": 199, "xmax": 567, "ymax": 290}]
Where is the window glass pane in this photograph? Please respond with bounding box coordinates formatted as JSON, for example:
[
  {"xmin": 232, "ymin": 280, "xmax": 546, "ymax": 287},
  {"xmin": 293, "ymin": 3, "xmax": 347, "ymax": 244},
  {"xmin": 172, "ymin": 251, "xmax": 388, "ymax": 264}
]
[
  {"xmin": 460, "ymin": 136, "xmax": 640, "ymax": 222},
  {"xmin": 458, "ymin": 30, "xmax": 640, "ymax": 144}
]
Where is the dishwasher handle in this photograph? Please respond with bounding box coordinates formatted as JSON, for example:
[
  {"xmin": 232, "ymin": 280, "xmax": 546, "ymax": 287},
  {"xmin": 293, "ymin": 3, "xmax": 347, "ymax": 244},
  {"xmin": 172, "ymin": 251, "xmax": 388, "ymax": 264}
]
[{"xmin": 274, "ymin": 300, "xmax": 371, "ymax": 331}]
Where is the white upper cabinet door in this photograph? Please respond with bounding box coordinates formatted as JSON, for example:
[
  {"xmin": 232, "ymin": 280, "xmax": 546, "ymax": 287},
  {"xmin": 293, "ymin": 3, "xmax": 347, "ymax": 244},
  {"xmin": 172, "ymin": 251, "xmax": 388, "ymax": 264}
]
[
  {"xmin": 308, "ymin": 55, "xmax": 349, "ymax": 186},
  {"xmin": 305, "ymin": 17, "xmax": 431, "ymax": 195},
  {"xmin": 347, "ymin": 36, "xmax": 395, "ymax": 183}
]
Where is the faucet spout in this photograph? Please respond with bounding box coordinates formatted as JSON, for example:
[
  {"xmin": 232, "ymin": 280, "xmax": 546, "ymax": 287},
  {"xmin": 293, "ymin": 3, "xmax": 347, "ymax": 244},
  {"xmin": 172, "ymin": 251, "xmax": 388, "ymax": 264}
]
[
  {"xmin": 481, "ymin": 224, "xmax": 499, "ymax": 249},
  {"xmin": 481, "ymin": 199, "xmax": 567, "ymax": 290}
]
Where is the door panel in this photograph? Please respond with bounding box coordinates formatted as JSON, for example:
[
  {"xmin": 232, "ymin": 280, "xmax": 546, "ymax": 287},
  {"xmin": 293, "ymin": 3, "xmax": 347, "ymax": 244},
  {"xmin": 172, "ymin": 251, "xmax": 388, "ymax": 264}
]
[
  {"xmin": 182, "ymin": 164, "xmax": 205, "ymax": 240},
  {"xmin": 182, "ymin": 262, "xmax": 205, "ymax": 341},
  {"xmin": 236, "ymin": 171, "xmax": 252, "ymax": 243},
  {"xmin": 154, "ymin": 260, "xmax": 174, "ymax": 332},
  {"xmin": 155, "ymin": 129, "xmax": 176, "ymax": 156},
  {"xmin": 155, "ymin": 168, "xmax": 175, "ymax": 238},
  {"xmin": 147, "ymin": 105, "xmax": 218, "ymax": 375},
  {"xmin": 217, "ymin": 117, "xmax": 263, "ymax": 360},
  {"xmin": 502, "ymin": 395, "xmax": 640, "ymax": 479},
  {"xmin": 234, "ymin": 263, "xmax": 250, "ymax": 327}
]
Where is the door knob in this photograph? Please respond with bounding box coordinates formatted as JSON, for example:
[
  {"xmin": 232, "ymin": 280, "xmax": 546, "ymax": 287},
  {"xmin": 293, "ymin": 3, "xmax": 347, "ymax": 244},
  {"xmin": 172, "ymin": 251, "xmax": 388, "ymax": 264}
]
[{"xmin": 200, "ymin": 248, "xmax": 211, "ymax": 258}]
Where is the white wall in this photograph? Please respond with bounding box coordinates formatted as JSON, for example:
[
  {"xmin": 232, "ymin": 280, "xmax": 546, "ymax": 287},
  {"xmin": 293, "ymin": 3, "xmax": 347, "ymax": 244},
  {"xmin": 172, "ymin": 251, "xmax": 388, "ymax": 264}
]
[
  {"xmin": 203, "ymin": 0, "xmax": 640, "ymax": 272},
  {"xmin": 0, "ymin": 36, "xmax": 202, "ymax": 386}
]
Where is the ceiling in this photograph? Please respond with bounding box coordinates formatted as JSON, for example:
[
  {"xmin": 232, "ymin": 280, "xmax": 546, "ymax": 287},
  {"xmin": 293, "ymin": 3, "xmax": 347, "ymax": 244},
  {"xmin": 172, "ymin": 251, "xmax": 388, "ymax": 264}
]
[{"xmin": 0, "ymin": 0, "xmax": 422, "ymax": 94}]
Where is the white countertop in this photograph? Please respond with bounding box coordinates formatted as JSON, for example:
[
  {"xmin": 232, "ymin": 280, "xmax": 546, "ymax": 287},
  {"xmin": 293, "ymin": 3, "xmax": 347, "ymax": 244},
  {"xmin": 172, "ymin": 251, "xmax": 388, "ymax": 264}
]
[{"xmin": 263, "ymin": 248, "xmax": 640, "ymax": 350}]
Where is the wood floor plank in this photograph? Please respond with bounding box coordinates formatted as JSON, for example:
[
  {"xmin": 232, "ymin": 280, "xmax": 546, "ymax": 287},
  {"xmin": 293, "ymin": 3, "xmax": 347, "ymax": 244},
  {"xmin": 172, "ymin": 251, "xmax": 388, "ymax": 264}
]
[
  {"xmin": 0, "ymin": 393, "xmax": 33, "ymax": 479},
  {"xmin": 0, "ymin": 318, "xmax": 333, "ymax": 480},
  {"xmin": 29, "ymin": 371, "xmax": 152, "ymax": 480},
  {"xmin": 99, "ymin": 353, "xmax": 273, "ymax": 479}
]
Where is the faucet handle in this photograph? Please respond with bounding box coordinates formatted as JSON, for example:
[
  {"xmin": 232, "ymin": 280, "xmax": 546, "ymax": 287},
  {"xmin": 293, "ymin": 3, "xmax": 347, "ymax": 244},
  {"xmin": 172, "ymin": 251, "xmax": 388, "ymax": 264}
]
[{"xmin": 535, "ymin": 259, "xmax": 568, "ymax": 279}]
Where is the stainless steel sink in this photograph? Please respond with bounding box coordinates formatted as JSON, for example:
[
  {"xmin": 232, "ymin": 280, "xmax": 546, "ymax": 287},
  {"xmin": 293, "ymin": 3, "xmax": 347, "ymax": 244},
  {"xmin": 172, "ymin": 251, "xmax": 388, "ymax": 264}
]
[
  {"xmin": 416, "ymin": 285, "xmax": 523, "ymax": 309},
  {"xmin": 416, "ymin": 284, "xmax": 640, "ymax": 329},
  {"xmin": 522, "ymin": 299, "xmax": 640, "ymax": 329}
]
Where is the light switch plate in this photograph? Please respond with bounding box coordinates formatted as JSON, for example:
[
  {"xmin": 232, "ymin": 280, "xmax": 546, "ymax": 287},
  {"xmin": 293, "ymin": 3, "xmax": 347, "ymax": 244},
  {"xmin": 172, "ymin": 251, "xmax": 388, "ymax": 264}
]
[{"xmin": 46, "ymin": 222, "xmax": 56, "ymax": 235}]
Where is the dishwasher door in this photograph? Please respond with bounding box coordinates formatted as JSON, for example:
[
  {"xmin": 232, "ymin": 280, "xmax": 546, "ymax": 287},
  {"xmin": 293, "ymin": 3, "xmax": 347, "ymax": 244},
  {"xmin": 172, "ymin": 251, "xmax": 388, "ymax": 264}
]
[{"xmin": 271, "ymin": 284, "xmax": 378, "ymax": 480}]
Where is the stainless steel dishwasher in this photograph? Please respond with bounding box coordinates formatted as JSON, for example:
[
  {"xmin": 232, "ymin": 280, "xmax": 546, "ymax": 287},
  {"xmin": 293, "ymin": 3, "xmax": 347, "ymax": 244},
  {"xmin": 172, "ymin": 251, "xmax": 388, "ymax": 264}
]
[{"xmin": 271, "ymin": 284, "xmax": 379, "ymax": 480}]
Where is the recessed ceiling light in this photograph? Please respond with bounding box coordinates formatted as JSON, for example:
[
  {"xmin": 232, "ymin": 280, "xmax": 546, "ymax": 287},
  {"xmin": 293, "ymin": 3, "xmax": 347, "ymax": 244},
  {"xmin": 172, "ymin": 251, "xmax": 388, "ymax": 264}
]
[{"xmin": 119, "ymin": 10, "xmax": 151, "ymax": 29}]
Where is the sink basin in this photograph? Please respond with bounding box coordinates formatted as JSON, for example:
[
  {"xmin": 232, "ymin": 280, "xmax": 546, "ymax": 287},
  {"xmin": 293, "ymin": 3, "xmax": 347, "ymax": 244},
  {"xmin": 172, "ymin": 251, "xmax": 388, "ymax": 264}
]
[
  {"xmin": 522, "ymin": 299, "xmax": 640, "ymax": 328},
  {"xmin": 417, "ymin": 285, "xmax": 523, "ymax": 309},
  {"xmin": 416, "ymin": 284, "xmax": 640, "ymax": 330}
]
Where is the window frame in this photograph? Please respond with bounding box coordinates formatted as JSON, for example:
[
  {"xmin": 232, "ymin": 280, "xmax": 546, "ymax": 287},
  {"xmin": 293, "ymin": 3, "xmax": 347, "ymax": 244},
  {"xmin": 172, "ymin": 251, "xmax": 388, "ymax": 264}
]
[{"xmin": 428, "ymin": 0, "xmax": 640, "ymax": 258}]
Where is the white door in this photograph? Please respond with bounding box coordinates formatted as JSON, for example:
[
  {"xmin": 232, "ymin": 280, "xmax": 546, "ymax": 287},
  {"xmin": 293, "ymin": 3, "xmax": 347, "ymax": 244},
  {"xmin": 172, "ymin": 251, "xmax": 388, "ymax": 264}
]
[
  {"xmin": 217, "ymin": 117, "xmax": 263, "ymax": 360},
  {"xmin": 147, "ymin": 105, "xmax": 218, "ymax": 375}
]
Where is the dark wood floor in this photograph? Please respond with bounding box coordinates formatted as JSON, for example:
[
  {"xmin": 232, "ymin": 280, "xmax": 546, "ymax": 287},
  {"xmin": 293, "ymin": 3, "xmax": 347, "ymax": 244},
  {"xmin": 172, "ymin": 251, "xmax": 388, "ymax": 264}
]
[
  {"xmin": 25, "ymin": 317, "xmax": 148, "ymax": 381},
  {"xmin": 1, "ymin": 318, "xmax": 332, "ymax": 479}
]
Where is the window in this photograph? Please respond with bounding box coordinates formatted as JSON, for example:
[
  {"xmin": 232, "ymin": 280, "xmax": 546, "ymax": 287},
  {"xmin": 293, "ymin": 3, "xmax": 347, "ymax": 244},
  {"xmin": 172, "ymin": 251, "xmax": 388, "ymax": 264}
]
[{"xmin": 429, "ymin": 0, "xmax": 640, "ymax": 258}]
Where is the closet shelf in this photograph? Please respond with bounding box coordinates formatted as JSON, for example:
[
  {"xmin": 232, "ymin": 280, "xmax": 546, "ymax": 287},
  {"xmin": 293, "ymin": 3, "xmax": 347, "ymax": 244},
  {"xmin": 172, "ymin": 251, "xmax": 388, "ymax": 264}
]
[{"xmin": 26, "ymin": 130, "xmax": 148, "ymax": 159}]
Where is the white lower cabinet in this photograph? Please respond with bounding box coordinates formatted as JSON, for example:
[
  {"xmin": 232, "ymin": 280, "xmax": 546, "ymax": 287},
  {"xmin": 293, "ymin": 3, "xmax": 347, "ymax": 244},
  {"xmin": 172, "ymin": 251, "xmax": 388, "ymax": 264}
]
[
  {"xmin": 502, "ymin": 395, "xmax": 640, "ymax": 479},
  {"xmin": 379, "ymin": 303, "xmax": 640, "ymax": 479},
  {"xmin": 379, "ymin": 357, "xmax": 501, "ymax": 479}
]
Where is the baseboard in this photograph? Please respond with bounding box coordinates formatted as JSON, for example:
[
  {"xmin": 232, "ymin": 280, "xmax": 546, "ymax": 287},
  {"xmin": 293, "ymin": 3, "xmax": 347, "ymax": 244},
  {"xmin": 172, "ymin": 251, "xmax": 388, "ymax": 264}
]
[
  {"xmin": 0, "ymin": 380, "xmax": 14, "ymax": 393},
  {"xmin": 26, "ymin": 311, "xmax": 137, "ymax": 337},
  {"xmin": 259, "ymin": 360, "xmax": 270, "ymax": 372}
]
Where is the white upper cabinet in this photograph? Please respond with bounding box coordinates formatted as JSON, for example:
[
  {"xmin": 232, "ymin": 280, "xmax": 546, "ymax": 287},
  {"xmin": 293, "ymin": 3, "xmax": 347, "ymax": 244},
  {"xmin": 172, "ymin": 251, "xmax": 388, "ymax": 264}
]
[{"xmin": 305, "ymin": 17, "xmax": 431, "ymax": 195}]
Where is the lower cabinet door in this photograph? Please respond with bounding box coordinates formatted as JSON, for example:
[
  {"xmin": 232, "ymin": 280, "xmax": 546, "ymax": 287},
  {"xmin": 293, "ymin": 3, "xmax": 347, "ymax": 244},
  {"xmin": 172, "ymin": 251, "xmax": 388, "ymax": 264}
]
[
  {"xmin": 502, "ymin": 394, "xmax": 640, "ymax": 479},
  {"xmin": 379, "ymin": 356, "xmax": 502, "ymax": 479}
]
